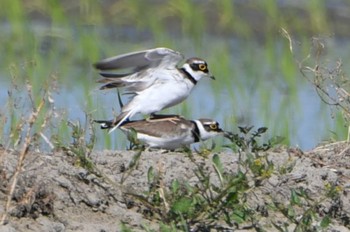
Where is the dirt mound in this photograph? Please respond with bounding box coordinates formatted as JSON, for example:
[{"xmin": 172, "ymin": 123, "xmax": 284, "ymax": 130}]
[{"xmin": 0, "ymin": 143, "xmax": 349, "ymax": 231}]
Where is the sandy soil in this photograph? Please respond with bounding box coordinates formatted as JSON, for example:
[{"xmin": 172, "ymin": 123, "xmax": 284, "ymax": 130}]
[{"xmin": 0, "ymin": 143, "xmax": 349, "ymax": 232}]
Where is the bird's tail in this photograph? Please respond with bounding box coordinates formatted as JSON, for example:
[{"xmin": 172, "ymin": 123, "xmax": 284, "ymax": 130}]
[
  {"xmin": 94, "ymin": 110, "xmax": 133, "ymax": 134},
  {"xmin": 94, "ymin": 119, "xmax": 115, "ymax": 130}
]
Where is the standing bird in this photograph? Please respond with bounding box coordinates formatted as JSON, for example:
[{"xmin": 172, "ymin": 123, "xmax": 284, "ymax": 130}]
[
  {"xmin": 94, "ymin": 47, "xmax": 215, "ymax": 133},
  {"xmin": 95, "ymin": 116, "xmax": 232, "ymax": 150}
]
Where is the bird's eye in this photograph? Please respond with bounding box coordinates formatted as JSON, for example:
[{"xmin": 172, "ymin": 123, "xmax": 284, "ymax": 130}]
[
  {"xmin": 198, "ymin": 64, "xmax": 207, "ymax": 71},
  {"xmin": 209, "ymin": 124, "xmax": 218, "ymax": 130}
]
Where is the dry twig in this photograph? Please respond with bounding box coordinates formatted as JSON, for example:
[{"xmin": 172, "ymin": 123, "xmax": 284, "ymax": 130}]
[{"xmin": 0, "ymin": 95, "xmax": 46, "ymax": 225}]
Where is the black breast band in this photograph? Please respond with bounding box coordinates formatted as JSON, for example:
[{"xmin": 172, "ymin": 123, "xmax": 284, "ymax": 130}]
[{"xmin": 180, "ymin": 68, "xmax": 197, "ymax": 85}]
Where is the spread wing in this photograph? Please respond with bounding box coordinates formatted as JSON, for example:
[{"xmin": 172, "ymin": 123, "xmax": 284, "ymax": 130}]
[
  {"xmin": 94, "ymin": 47, "xmax": 184, "ymax": 71},
  {"xmin": 94, "ymin": 47, "xmax": 184, "ymax": 91}
]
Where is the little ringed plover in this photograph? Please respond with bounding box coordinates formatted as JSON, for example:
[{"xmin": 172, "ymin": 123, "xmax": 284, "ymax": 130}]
[
  {"xmin": 94, "ymin": 115, "xmax": 232, "ymax": 150},
  {"xmin": 94, "ymin": 47, "xmax": 215, "ymax": 133}
]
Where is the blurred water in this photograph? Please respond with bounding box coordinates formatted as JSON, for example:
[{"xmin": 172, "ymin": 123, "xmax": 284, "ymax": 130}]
[
  {"xmin": 0, "ymin": 32, "xmax": 348, "ymax": 151},
  {"xmin": 0, "ymin": 64, "xmax": 337, "ymax": 151},
  {"xmin": 0, "ymin": 71, "xmax": 334, "ymax": 149}
]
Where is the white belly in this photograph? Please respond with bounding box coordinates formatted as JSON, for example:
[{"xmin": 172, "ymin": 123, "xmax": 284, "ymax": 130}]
[
  {"xmin": 126, "ymin": 80, "xmax": 193, "ymax": 114},
  {"xmin": 137, "ymin": 133, "xmax": 194, "ymax": 149}
]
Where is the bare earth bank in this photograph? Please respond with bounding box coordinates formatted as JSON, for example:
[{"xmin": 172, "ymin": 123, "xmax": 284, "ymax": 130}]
[{"xmin": 0, "ymin": 143, "xmax": 349, "ymax": 232}]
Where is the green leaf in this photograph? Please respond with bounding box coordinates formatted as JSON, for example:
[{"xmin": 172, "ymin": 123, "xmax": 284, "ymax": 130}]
[
  {"xmin": 117, "ymin": 89, "xmax": 124, "ymax": 108},
  {"xmin": 147, "ymin": 166, "xmax": 154, "ymax": 184},
  {"xmin": 238, "ymin": 126, "xmax": 253, "ymax": 134},
  {"xmin": 320, "ymin": 215, "xmax": 331, "ymax": 228},
  {"xmin": 171, "ymin": 179, "xmax": 179, "ymax": 194},
  {"xmin": 128, "ymin": 150, "xmax": 142, "ymax": 169},
  {"xmin": 159, "ymin": 222, "xmax": 178, "ymax": 232},
  {"xmin": 302, "ymin": 212, "xmax": 312, "ymax": 226},
  {"xmin": 120, "ymin": 222, "xmax": 134, "ymax": 232},
  {"xmin": 290, "ymin": 189, "xmax": 301, "ymax": 205},
  {"xmin": 171, "ymin": 197, "xmax": 192, "ymax": 214},
  {"xmin": 231, "ymin": 209, "xmax": 246, "ymax": 224},
  {"xmin": 287, "ymin": 205, "xmax": 295, "ymax": 218},
  {"xmin": 257, "ymin": 127, "xmax": 268, "ymax": 134},
  {"xmin": 226, "ymin": 191, "xmax": 238, "ymax": 204},
  {"xmin": 127, "ymin": 128, "xmax": 139, "ymax": 145},
  {"xmin": 212, "ymin": 154, "xmax": 224, "ymax": 185}
]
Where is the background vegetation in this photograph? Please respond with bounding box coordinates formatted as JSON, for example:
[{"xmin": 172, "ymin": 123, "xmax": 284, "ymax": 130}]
[{"xmin": 1, "ymin": 0, "xmax": 350, "ymax": 150}]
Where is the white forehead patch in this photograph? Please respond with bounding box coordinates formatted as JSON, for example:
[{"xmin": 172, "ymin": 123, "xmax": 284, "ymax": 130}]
[{"xmin": 193, "ymin": 60, "xmax": 205, "ymax": 64}]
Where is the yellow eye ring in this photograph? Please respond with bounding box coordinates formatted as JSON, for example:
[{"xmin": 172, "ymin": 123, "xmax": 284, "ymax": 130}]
[
  {"xmin": 198, "ymin": 64, "xmax": 206, "ymax": 71},
  {"xmin": 209, "ymin": 124, "xmax": 218, "ymax": 130}
]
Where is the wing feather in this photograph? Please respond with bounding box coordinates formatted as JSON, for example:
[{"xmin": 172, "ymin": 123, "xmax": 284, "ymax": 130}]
[
  {"xmin": 94, "ymin": 47, "xmax": 184, "ymax": 71},
  {"xmin": 121, "ymin": 117, "xmax": 192, "ymax": 138},
  {"xmin": 94, "ymin": 47, "xmax": 185, "ymax": 92}
]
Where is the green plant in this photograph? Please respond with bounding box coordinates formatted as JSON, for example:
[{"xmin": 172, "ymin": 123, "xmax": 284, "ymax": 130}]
[
  {"xmin": 120, "ymin": 124, "xmax": 287, "ymax": 231},
  {"xmin": 54, "ymin": 118, "xmax": 96, "ymax": 172},
  {"xmin": 120, "ymin": 149, "xmax": 143, "ymax": 184},
  {"xmin": 125, "ymin": 151, "xmax": 254, "ymax": 231},
  {"xmin": 225, "ymin": 126, "xmax": 278, "ymax": 187},
  {"xmin": 271, "ymin": 187, "xmax": 337, "ymax": 232},
  {"xmin": 225, "ymin": 126, "xmax": 284, "ymax": 153}
]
